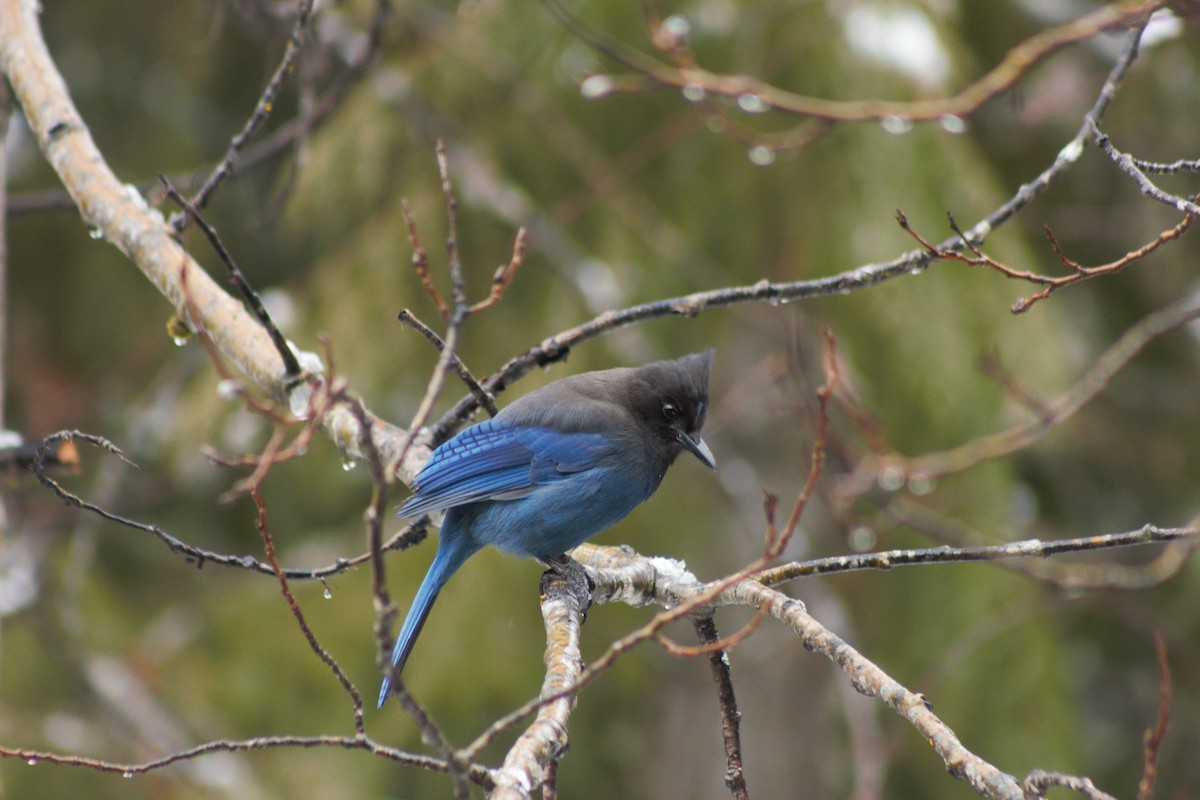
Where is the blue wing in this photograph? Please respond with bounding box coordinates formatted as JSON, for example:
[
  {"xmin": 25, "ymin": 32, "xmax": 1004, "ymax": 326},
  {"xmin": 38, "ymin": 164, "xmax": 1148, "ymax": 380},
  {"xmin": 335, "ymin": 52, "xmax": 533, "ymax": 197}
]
[{"xmin": 398, "ymin": 419, "xmax": 612, "ymax": 518}]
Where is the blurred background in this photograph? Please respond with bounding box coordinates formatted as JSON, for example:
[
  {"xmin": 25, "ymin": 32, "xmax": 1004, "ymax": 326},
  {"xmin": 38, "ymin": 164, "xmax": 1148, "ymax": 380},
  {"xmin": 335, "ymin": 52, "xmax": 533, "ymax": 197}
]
[{"xmin": 2, "ymin": 1, "xmax": 1199, "ymax": 797}]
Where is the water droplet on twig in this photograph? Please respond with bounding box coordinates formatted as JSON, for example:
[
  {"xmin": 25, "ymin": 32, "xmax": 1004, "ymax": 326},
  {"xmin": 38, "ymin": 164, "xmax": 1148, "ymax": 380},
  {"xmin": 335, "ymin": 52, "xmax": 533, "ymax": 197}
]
[
  {"xmin": 938, "ymin": 115, "xmax": 966, "ymax": 134},
  {"xmin": 579, "ymin": 74, "xmax": 615, "ymax": 99},
  {"xmin": 737, "ymin": 92, "xmax": 770, "ymax": 114},
  {"xmin": 748, "ymin": 145, "xmax": 776, "ymax": 166}
]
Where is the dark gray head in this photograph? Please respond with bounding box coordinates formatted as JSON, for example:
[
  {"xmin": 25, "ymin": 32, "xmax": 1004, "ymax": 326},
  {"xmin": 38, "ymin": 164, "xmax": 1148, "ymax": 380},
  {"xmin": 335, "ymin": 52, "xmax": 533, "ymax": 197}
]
[{"xmin": 622, "ymin": 350, "xmax": 715, "ymax": 470}]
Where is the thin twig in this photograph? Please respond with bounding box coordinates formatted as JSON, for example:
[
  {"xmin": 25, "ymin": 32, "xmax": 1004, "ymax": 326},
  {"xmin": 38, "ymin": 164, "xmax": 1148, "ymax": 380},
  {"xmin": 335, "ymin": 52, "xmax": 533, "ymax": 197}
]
[
  {"xmin": 755, "ymin": 525, "xmax": 1198, "ymax": 587},
  {"xmin": 428, "ymin": 24, "xmax": 1148, "ymax": 441},
  {"xmin": 1132, "ymin": 154, "xmax": 1200, "ymax": 174},
  {"xmin": 180, "ymin": 0, "xmax": 317, "ymax": 221},
  {"xmin": 390, "ymin": 678, "xmax": 473, "ymax": 800},
  {"xmin": 694, "ymin": 616, "xmax": 750, "ymax": 800},
  {"xmin": 885, "ymin": 500, "xmax": 1200, "ymax": 592},
  {"xmin": 1089, "ymin": 119, "xmax": 1200, "ymax": 217},
  {"xmin": 401, "ymin": 198, "xmax": 448, "ymax": 318},
  {"xmin": 162, "ymin": 177, "xmax": 305, "ymax": 378},
  {"xmin": 836, "ymin": 287, "xmax": 1200, "ymax": 498},
  {"xmin": 897, "ymin": 209, "xmax": 1194, "ymax": 313},
  {"xmin": 545, "ymin": 0, "xmax": 1157, "ymax": 123},
  {"xmin": 251, "ymin": 488, "xmax": 366, "ymax": 734},
  {"xmin": 1023, "ymin": 770, "xmax": 1119, "ymax": 800},
  {"xmin": 469, "ymin": 226, "xmax": 526, "ymax": 315},
  {"xmin": 397, "ymin": 309, "xmax": 498, "ymax": 416},
  {"xmin": 1137, "ymin": 632, "xmax": 1172, "ymax": 800},
  {"xmin": 0, "ymin": 735, "xmax": 493, "ymax": 785}
]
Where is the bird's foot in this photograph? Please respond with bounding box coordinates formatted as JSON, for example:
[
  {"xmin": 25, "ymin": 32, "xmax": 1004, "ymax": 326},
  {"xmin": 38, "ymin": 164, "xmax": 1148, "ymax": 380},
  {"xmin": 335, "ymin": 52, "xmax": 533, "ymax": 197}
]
[
  {"xmin": 540, "ymin": 552, "xmax": 574, "ymax": 573},
  {"xmin": 538, "ymin": 555, "xmax": 594, "ymax": 622}
]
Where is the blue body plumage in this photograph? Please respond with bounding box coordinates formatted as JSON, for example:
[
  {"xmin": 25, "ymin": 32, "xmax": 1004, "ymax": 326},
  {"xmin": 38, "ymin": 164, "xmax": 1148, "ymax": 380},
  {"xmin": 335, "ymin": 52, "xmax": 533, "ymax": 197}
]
[{"xmin": 378, "ymin": 351, "xmax": 715, "ymax": 707}]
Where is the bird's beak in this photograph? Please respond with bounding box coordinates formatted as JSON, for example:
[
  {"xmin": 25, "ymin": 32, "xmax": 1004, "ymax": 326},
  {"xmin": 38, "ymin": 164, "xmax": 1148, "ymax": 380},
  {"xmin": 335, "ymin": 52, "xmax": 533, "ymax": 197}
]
[{"xmin": 679, "ymin": 431, "xmax": 717, "ymax": 469}]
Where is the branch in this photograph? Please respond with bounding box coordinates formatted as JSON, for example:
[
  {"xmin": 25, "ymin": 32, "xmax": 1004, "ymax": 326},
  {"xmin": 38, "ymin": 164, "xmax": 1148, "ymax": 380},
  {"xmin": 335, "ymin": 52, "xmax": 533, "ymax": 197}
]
[
  {"xmin": 572, "ymin": 545, "xmax": 1026, "ymax": 799},
  {"xmin": 755, "ymin": 524, "xmax": 1199, "ymax": 587},
  {"xmin": 884, "ymin": 500, "xmax": 1200, "ymax": 592},
  {"xmin": 0, "ymin": 0, "xmax": 423, "ymax": 483},
  {"xmin": 1089, "ymin": 119, "xmax": 1200, "ymax": 216},
  {"xmin": 489, "ymin": 561, "xmax": 590, "ymax": 800},
  {"xmin": 836, "ymin": 287, "xmax": 1200, "ymax": 499},
  {"xmin": 1137, "ymin": 632, "xmax": 1172, "ymax": 800},
  {"xmin": 178, "ymin": 0, "xmax": 317, "ymax": 222},
  {"xmin": 897, "ymin": 210, "xmax": 1194, "ymax": 313},
  {"xmin": 162, "ymin": 177, "xmax": 305, "ymax": 379},
  {"xmin": 548, "ymin": 0, "xmax": 1159, "ymax": 123},
  {"xmin": 430, "ymin": 25, "xmax": 1149, "ymax": 438},
  {"xmin": 0, "ymin": 734, "xmax": 493, "ymax": 786},
  {"xmin": 1023, "ymin": 770, "xmax": 1119, "ymax": 800},
  {"xmin": 694, "ymin": 616, "xmax": 749, "ymax": 800}
]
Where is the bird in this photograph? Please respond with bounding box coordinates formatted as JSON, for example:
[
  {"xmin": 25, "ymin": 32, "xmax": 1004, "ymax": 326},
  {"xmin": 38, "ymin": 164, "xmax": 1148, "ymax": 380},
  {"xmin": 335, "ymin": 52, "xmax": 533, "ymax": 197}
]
[{"xmin": 378, "ymin": 350, "xmax": 715, "ymax": 707}]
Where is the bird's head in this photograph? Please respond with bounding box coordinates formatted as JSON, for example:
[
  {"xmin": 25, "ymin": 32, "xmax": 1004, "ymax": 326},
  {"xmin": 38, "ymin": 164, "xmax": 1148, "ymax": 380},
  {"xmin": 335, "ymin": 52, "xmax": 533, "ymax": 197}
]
[{"xmin": 632, "ymin": 350, "xmax": 716, "ymax": 470}]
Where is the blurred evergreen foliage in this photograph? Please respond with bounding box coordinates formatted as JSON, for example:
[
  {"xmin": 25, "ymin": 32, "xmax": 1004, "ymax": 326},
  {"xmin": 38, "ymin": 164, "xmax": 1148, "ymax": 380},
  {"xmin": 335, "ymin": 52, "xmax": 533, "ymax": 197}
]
[{"xmin": 3, "ymin": 1, "xmax": 1199, "ymax": 798}]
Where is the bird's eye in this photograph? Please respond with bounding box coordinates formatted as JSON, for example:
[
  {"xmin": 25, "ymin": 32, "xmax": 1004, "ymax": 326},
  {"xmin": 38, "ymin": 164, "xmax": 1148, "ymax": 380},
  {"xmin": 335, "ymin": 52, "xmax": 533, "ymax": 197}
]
[{"xmin": 662, "ymin": 402, "xmax": 679, "ymax": 420}]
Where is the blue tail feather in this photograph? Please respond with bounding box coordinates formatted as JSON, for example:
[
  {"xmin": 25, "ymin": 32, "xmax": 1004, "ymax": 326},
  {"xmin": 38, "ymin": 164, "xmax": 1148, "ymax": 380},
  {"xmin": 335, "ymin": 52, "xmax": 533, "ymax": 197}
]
[{"xmin": 378, "ymin": 529, "xmax": 476, "ymax": 707}]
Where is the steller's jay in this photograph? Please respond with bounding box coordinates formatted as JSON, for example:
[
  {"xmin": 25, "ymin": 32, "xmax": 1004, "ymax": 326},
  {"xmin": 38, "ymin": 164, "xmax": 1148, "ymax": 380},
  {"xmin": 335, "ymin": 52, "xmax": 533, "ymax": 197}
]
[{"xmin": 378, "ymin": 351, "xmax": 715, "ymax": 707}]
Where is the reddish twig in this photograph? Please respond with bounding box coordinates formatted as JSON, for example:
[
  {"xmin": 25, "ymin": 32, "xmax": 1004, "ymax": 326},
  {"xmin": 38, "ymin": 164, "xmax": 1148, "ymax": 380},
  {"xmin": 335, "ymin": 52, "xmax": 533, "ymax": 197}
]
[
  {"xmin": 400, "ymin": 197, "xmax": 447, "ymax": 318},
  {"xmin": 547, "ymin": 0, "xmax": 1158, "ymax": 124},
  {"xmin": 251, "ymin": 487, "xmax": 366, "ymax": 733},
  {"xmin": 897, "ymin": 209, "xmax": 1194, "ymax": 313},
  {"xmin": 469, "ymin": 226, "xmax": 526, "ymax": 315},
  {"xmin": 1137, "ymin": 632, "xmax": 1172, "ymax": 800}
]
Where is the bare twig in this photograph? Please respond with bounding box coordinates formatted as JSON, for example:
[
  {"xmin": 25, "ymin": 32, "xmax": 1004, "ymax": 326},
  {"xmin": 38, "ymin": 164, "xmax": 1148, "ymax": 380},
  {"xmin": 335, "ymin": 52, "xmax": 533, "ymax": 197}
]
[
  {"xmin": 0, "ymin": 735, "xmax": 493, "ymax": 785},
  {"xmin": 1137, "ymin": 632, "xmax": 1172, "ymax": 800},
  {"xmin": 546, "ymin": 0, "xmax": 1158, "ymax": 123},
  {"xmin": 162, "ymin": 177, "xmax": 305, "ymax": 378},
  {"xmin": 1132, "ymin": 154, "xmax": 1200, "ymax": 174},
  {"xmin": 251, "ymin": 488, "xmax": 366, "ymax": 733},
  {"xmin": 755, "ymin": 524, "xmax": 1198, "ymax": 587},
  {"xmin": 180, "ymin": 0, "xmax": 317, "ymax": 221},
  {"xmin": 397, "ymin": 309, "xmax": 498, "ymax": 417},
  {"xmin": 1089, "ymin": 120, "xmax": 1200, "ymax": 217},
  {"xmin": 885, "ymin": 501, "xmax": 1200, "ymax": 592},
  {"xmin": 837, "ymin": 288, "xmax": 1200, "ymax": 498},
  {"xmin": 897, "ymin": 209, "xmax": 1194, "ymax": 313},
  {"xmin": 694, "ymin": 616, "xmax": 750, "ymax": 800},
  {"xmin": 32, "ymin": 406, "xmax": 428, "ymax": 579},
  {"xmin": 400, "ymin": 197, "xmax": 448, "ymax": 318},
  {"xmin": 429, "ymin": 24, "xmax": 1149, "ymax": 438},
  {"xmin": 389, "ymin": 680, "xmax": 472, "ymax": 800},
  {"xmin": 1023, "ymin": 770, "xmax": 1119, "ymax": 800},
  {"xmin": 469, "ymin": 226, "xmax": 526, "ymax": 315}
]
